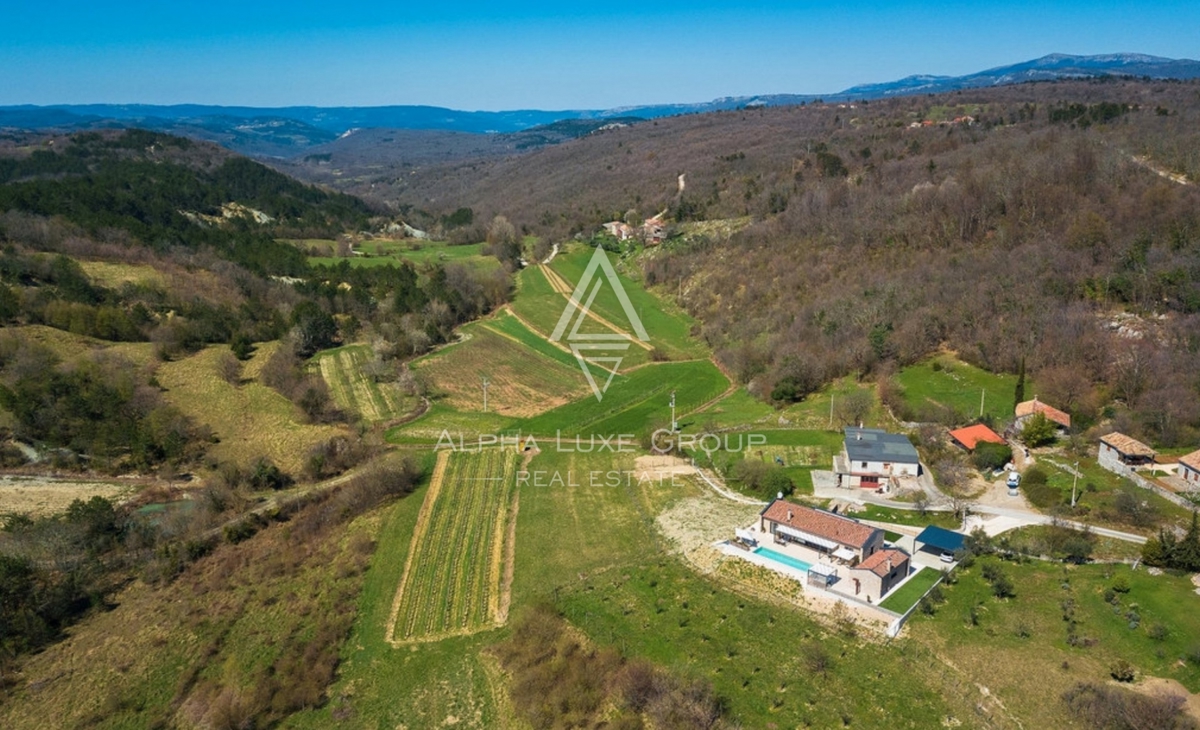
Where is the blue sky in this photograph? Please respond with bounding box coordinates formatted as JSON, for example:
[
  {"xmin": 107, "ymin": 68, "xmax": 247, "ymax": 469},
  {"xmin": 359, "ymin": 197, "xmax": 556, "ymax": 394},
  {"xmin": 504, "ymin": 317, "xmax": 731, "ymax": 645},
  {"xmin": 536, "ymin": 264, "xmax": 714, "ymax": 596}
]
[{"xmin": 2, "ymin": 1, "xmax": 1196, "ymax": 109}]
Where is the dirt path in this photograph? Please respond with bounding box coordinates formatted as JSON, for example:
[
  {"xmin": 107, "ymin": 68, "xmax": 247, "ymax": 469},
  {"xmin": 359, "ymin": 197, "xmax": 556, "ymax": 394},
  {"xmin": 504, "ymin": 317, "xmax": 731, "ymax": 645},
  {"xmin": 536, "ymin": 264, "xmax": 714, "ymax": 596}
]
[
  {"xmin": 495, "ymin": 489, "xmax": 519, "ymax": 624},
  {"xmin": 538, "ymin": 265, "xmax": 653, "ymax": 351},
  {"xmin": 1131, "ymin": 154, "xmax": 1191, "ymax": 186}
]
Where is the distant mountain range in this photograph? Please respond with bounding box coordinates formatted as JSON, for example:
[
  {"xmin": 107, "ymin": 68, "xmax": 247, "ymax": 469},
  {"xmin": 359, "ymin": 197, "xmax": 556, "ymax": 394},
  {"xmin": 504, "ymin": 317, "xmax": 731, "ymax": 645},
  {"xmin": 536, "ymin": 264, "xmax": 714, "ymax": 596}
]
[{"xmin": 3, "ymin": 53, "xmax": 1198, "ymax": 157}]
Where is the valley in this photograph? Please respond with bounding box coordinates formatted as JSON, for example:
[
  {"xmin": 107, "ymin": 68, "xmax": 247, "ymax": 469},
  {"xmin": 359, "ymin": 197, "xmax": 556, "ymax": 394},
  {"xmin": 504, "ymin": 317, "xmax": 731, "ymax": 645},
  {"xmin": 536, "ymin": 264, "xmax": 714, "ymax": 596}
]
[{"xmin": 2, "ymin": 76, "xmax": 1200, "ymax": 730}]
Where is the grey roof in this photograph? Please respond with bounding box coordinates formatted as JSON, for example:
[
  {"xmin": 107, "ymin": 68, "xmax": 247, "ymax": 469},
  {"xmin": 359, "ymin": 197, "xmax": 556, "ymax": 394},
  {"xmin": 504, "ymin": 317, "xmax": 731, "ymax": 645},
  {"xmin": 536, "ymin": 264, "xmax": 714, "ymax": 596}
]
[{"xmin": 843, "ymin": 427, "xmax": 920, "ymax": 464}]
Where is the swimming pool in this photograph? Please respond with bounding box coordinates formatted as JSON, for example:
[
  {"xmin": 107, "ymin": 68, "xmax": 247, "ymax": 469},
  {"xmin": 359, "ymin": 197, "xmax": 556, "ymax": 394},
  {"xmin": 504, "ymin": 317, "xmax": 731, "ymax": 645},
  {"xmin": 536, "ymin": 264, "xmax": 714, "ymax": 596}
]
[{"xmin": 753, "ymin": 546, "xmax": 812, "ymax": 573}]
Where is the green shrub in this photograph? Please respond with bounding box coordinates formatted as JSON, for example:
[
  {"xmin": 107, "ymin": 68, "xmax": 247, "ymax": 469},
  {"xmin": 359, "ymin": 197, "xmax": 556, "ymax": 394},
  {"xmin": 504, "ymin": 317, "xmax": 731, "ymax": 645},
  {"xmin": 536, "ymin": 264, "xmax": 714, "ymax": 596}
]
[
  {"xmin": 972, "ymin": 441, "xmax": 1012, "ymax": 472},
  {"xmin": 1109, "ymin": 659, "xmax": 1135, "ymax": 682}
]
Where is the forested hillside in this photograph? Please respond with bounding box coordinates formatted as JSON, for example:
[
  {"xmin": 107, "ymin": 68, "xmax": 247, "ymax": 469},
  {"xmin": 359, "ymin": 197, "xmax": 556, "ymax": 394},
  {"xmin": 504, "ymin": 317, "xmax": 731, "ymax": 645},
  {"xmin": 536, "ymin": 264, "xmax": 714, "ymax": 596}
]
[
  {"xmin": 0, "ymin": 130, "xmax": 512, "ymax": 473},
  {"xmin": 313, "ymin": 78, "xmax": 1200, "ymax": 448}
]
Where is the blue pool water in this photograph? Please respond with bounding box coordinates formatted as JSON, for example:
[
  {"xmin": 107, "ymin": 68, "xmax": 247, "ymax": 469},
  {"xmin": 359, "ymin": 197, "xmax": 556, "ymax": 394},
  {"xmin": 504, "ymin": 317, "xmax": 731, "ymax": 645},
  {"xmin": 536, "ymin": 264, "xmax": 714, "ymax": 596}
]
[{"xmin": 753, "ymin": 546, "xmax": 812, "ymax": 573}]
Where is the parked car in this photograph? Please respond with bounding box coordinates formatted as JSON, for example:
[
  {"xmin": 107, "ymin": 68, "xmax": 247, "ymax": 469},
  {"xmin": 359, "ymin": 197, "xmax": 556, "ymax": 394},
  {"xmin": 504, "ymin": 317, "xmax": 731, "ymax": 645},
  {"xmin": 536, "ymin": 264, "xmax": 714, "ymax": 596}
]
[
  {"xmin": 1006, "ymin": 471, "xmax": 1021, "ymax": 489},
  {"xmin": 939, "ymin": 552, "xmax": 955, "ymax": 564}
]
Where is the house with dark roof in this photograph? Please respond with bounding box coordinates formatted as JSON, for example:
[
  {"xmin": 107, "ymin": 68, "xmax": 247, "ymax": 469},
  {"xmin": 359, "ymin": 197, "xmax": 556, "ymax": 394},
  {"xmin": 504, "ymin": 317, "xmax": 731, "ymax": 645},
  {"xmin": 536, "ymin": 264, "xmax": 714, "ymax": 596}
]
[
  {"xmin": 1179, "ymin": 450, "xmax": 1200, "ymax": 489},
  {"xmin": 1014, "ymin": 397, "xmax": 1071, "ymax": 432},
  {"xmin": 847, "ymin": 549, "xmax": 911, "ymax": 603},
  {"xmin": 1098, "ymin": 432, "xmax": 1156, "ymax": 474},
  {"xmin": 948, "ymin": 424, "xmax": 1006, "ymax": 452},
  {"xmin": 758, "ymin": 499, "xmax": 884, "ymax": 563},
  {"xmin": 833, "ymin": 427, "xmax": 921, "ymax": 489}
]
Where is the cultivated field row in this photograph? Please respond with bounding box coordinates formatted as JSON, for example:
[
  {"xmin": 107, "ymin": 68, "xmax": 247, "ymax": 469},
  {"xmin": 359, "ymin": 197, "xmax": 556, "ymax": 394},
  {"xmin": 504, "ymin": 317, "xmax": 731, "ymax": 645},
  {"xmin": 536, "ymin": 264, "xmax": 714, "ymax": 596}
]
[
  {"xmin": 316, "ymin": 344, "xmax": 412, "ymax": 422},
  {"xmin": 387, "ymin": 448, "xmax": 519, "ymax": 643}
]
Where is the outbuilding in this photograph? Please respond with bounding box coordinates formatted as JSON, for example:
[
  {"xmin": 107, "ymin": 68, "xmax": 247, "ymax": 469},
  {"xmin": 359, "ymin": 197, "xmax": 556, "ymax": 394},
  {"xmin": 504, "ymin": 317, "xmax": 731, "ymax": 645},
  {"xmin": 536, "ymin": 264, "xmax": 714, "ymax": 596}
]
[{"xmin": 1098, "ymin": 432, "xmax": 1156, "ymax": 474}]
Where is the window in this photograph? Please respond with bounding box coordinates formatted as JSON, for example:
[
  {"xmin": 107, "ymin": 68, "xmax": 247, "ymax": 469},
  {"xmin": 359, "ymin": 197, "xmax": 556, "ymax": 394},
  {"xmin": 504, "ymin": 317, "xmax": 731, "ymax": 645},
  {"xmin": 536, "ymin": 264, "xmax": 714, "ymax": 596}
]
[{"xmin": 861, "ymin": 461, "xmax": 868, "ymax": 468}]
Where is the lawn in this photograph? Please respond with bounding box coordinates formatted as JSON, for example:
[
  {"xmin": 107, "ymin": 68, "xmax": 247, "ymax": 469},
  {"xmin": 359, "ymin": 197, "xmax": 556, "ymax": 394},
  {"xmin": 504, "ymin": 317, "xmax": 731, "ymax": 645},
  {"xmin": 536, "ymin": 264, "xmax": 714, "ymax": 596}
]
[
  {"xmin": 895, "ymin": 353, "xmax": 1028, "ymax": 424},
  {"xmin": 907, "ymin": 559, "xmax": 1200, "ymax": 727},
  {"xmin": 879, "ymin": 567, "xmax": 944, "ymax": 613},
  {"xmin": 854, "ymin": 504, "xmax": 962, "ymax": 530}
]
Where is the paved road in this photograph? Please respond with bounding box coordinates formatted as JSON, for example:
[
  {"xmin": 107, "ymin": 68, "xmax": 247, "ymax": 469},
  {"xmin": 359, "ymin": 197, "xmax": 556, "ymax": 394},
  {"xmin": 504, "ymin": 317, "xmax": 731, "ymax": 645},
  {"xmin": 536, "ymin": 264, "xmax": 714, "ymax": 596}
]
[{"xmin": 811, "ymin": 471, "xmax": 1148, "ymax": 545}]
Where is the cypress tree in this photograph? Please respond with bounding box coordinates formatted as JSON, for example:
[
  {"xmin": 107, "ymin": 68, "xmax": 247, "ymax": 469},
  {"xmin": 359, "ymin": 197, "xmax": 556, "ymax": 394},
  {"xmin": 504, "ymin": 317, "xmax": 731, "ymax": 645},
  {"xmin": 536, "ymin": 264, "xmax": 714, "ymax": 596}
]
[{"xmin": 1014, "ymin": 356, "xmax": 1026, "ymax": 411}]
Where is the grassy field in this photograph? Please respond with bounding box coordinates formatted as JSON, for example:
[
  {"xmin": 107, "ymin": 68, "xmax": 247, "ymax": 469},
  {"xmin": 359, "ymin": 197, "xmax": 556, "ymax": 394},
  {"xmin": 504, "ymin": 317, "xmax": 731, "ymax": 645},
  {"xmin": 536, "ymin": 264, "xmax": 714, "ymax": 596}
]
[
  {"xmin": 77, "ymin": 259, "xmax": 167, "ymax": 288},
  {"xmin": 693, "ymin": 388, "xmax": 778, "ymax": 430},
  {"xmin": 895, "ymin": 353, "xmax": 1030, "ymax": 423},
  {"xmin": 907, "ymin": 558, "xmax": 1200, "ymax": 727},
  {"xmin": 778, "ymin": 376, "xmax": 885, "ymax": 430},
  {"xmin": 547, "ymin": 245, "xmax": 706, "ymax": 360},
  {"xmin": 388, "ymin": 450, "xmax": 520, "ymax": 643},
  {"xmin": 1032, "ymin": 454, "xmax": 1194, "ymax": 532},
  {"xmin": 313, "ymin": 343, "xmax": 416, "ymax": 423},
  {"xmin": 309, "ymin": 241, "xmax": 500, "ymax": 272},
  {"xmin": 287, "ymin": 479, "xmax": 515, "ymax": 730},
  {"xmin": 157, "ymin": 344, "xmax": 350, "ymax": 475},
  {"xmin": 2, "ymin": 324, "xmax": 158, "ymax": 368},
  {"xmin": 879, "ymin": 566, "xmax": 943, "ymax": 613},
  {"xmin": 558, "ymin": 559, "xmax": 963, "ymax": 728},
  {"xmin": 510, "ymin": 265, "xmax": 656, "ymax": 371},
  {"xmin": 517, "ymin": 359, "xmax": 729, "ymax": 437},
  {"xmin": 414, "ymin": 321, "xmax": 589, "ymax": 418},
  {"xmin": 483, "ymin": 308, "xmax": 582, "ymax": 370}
]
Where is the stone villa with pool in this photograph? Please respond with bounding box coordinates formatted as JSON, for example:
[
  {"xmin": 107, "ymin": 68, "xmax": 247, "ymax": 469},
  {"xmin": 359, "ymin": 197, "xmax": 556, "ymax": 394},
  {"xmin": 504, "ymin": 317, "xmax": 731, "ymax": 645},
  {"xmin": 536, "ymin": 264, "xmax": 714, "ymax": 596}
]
[{"xmin": 729, "ymin": 499, "xmax": 912, "ymax": 605}]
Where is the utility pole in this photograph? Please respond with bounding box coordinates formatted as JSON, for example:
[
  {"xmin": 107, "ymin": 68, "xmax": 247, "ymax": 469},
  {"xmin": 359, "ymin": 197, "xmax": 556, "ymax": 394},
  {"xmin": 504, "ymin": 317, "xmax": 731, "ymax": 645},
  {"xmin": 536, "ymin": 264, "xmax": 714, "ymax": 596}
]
[
  {"xmin": 829, "ymin": 393, "xmax": 834, "ymax": 428},
  {"xmin": 670, "ymin": 391, "xmax": 677, "ymax": 432},
  {"xmin": 481, "ymin": 376, "xmax": 490, "ymax": 413},
  {"xmin": 1070, "ymin": 460, "xmax": 1080, "ymax": 507},
  {"xmin": 980, "ymin": 388, "xmax": 986, "ymax": 418}
]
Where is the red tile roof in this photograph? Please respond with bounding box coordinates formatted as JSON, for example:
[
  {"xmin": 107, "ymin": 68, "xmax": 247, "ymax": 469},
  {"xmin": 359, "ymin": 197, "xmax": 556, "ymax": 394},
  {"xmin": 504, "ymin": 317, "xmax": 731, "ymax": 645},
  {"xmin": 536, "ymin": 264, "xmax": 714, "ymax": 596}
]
[
  {"xmin": 1100, "ymin": 432, "xmax": 1156, "ymax": 458},
  {"xmin": 1015, "ymin": 398, "xmax": 1071, "ymax": 428},
  {"xmin": 948, "ymin": 424, "xmax": 1006, "ymax": 451},
  {"xmin": 853, "ymin": 549, "xmax": 909, "ymax": 577},
  {"xmin": 760, "ymin": 500, "xmax": 878, "ymax": 549},
  {"xmin": 1179, "ymin": 449, "xmax": 1200, "ymax": 473}
]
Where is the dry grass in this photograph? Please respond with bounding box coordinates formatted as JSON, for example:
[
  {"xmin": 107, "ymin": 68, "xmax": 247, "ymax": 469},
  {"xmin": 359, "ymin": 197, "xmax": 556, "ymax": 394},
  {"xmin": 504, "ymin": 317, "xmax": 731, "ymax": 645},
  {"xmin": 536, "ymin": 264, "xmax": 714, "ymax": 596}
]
[
  {"xmin": 314, "ymin": 344, "xmax": 413, "ymax": 422},
  {"xmin": 1, "ymin": 325, "xmax": 158, "ymax": 368},
  {"xmin": 415, "ymin": 326, "xmax": 587, "ymax": 418},
  {"xmin": 0, "ymin": 490, "xmax": 385, "ymax": 729},
  {"xmin": 0, "ymin": 475, "xmax": 137, "ymax": 516},
  {"xmin": 156, "ymin": 344, "xmax": 350, "ymax": 475},
  {"xmin": 78, "ymin": 258, "xmax": 245, "ymax": 308},
  {"xmin": 77, "ymin": 260, "xmax": 167, "ymax": 288}
]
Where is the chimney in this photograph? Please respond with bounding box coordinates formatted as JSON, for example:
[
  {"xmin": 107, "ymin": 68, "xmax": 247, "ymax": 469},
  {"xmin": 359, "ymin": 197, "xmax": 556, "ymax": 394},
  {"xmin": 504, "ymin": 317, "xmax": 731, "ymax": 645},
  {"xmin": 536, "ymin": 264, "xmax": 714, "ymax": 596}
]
[
  {"xmin": 885, "ymin": 557, "xmax": 893, "ymax": 572},
  {"xmin": 787, "ymin": 510, "xmax": 793, "ymax": 521}
]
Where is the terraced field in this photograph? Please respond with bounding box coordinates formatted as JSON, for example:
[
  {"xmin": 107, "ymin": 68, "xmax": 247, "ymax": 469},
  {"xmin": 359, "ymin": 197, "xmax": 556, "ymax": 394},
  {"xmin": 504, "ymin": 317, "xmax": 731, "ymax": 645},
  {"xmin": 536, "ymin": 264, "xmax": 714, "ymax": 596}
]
[
  {"xmin": 314, "ymin": 344, "xmax": 414, "ymax": 422},
  {"xmin": 387, "ymin": 449, "xmax": 520, "ymax": 643},
  {"xmin": 413, "ymin": 321, "xmax": 589, "ymax": 417}
]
